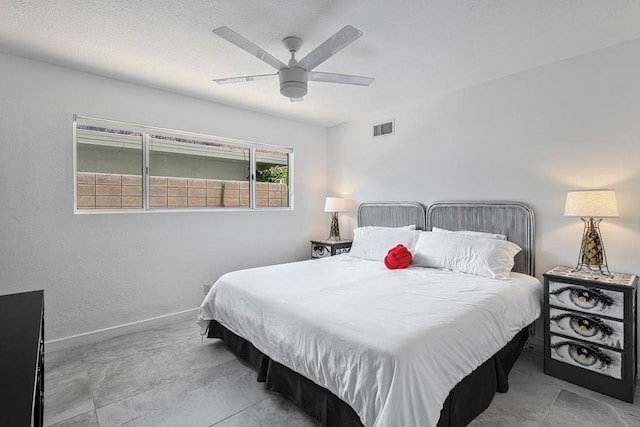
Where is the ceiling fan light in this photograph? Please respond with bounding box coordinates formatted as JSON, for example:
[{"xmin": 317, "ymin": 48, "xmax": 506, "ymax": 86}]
[
  {"xmin": 280, "ymin": 81, "xmax": 307, "ymax": 98},
  {"xmin": 279, "ymin": 66, "xmax": 308, "ymax": 99}
]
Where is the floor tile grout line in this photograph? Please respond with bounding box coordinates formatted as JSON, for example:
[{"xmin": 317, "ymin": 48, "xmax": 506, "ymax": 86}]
[
  {"xmin": 90, "ymin": 375, "xmax": 180, "ymax": 411},
  {"xmin": 537, "ymin": 387, "xmax": 562, "ymax": 426},
  {"xmin": 614, "ymin": 405, "xmax": 640, "ymax": 423},
  {"xmin": 559, "ymin": 383, "xmax": 640, "ymax": 417},
  {"xmin": 85, "ymin": 339, "xmax": 202, "ymax": 412},
  {"xmin": 531, "ymin": 368, "xmax": 640, "ymax": 424},
  {"xmin": 538, "ymin": 384, "xmax": 639, "ymax": 425},
  {"xmin": 45, "ymin": 408, "xmax": 96, "ymax": 427},
  {"xmin": 44, "ymin": 320, "xmax": 268, "ymax": 427},
  {"xmin": 209, "ymin": 396, "xmax": 273, "ymax": 426},
  {"xmin": 43, "ymin": 366, "xmax": 96, "ymax": 427}
]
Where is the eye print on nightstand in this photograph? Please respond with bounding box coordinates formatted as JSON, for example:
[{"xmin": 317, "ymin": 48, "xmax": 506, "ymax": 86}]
[
  {"xmin": 550, "ymin": 336, "xmax": 621, "ymax": 379},
  {"xmin": 548, "ymin": 282, "xmax": 624, "ymax": 319},
  {"xmin": 551, "ymin": 286, "xmax": 613, "ymax": 310},
  {"xmin": 549, "ymin": 308, "xmax": 623, "ymax": 349},
  {"xmin": 313, "ymin": 245, "xmax": 329, "ymax": 257}
]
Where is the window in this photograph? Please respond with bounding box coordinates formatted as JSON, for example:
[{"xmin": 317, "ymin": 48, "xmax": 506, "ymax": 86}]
[
  {"xmin": 256, "ymin": 150, "xmax": 289, "ymax": 208},
  {"xmin": 74, "ymin": 116, "xmax": 292, "ymax": 212}
]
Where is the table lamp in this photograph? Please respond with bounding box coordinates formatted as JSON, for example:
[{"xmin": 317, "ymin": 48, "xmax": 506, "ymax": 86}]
[
  {"xmin": 324, "ymin": 197, "xmax": 346, "ymax": 241},
  {"xmin": 564, "ymin": 189, "xmax": 618, "ymax": 275}
]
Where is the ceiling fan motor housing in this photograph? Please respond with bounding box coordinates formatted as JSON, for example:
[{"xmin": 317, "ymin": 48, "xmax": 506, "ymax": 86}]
[{"xmin": 279, "ymin": 66, "xmax": 308, "ymax": 98}]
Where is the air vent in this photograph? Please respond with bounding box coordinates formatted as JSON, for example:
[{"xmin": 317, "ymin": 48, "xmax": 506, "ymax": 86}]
[{"xmin": 373, "ymin": 120, "xmax": 395, "ymax": 137}]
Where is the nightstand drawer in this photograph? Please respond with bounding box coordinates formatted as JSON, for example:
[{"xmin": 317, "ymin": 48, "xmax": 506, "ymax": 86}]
[
  {"xmin": 334, "ymin": 246, "xmax": 351, "ymax": 255},
  {"xmin": 312, "ymin": 243, "xmax": 332, "ymax": 258},
  {"xmin": 549, "ymin": 335, "xmax": 622, "ymax": 379},
  {"xmin": 549, "ymin": 307, "xmax": 624, "ymax": 349},
  {"xmin": 548, "ymin": 280, "xmax": 624, "ymax": 320},
  {"xmin": 310, "ymin": 240, "xmax": 352, "ymax": 259}
]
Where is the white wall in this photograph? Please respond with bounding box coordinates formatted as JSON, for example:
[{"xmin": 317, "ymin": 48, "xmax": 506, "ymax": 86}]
[
  {"xmin": 0, "ymin": 53, "xmax": 328, "ymax": 342},
  {"xmin": 328, "ymin": 38, "xmax": 640, "ymax": 343}
]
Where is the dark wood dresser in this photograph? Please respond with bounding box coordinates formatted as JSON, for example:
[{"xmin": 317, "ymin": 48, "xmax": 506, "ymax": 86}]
[{"xmin": 0, "ymin": 290, "xmax": 45, "ymax": 427}]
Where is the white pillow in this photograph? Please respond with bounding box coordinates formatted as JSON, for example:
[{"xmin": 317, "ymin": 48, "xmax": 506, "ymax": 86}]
[
  {"xmin": 349, "ymin": 226, "xmax": 419, "ymax": 261},
  {"xmin": 432, "ymin": 226, "xmax": 507, "ymax": 241},
  {"xmin": 413, "ymin": 231, "xmax": 521, "ymax": 280}
]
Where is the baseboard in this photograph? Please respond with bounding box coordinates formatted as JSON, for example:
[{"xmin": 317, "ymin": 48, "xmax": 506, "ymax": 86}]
[{"xmin": 45, "ymin": 307, "xmax": 199, "ymax": 353}]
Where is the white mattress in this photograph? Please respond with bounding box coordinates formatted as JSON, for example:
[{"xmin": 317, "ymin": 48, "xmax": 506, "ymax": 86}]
[{"xmin": 197, "ymin": 255, "xmax": 542, "ymax": 427}]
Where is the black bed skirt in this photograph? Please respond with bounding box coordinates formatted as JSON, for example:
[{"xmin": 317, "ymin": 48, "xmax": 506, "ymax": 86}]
[{"xmin": 207, "ymin": 320, "xmax": 528, "ymax": 427}]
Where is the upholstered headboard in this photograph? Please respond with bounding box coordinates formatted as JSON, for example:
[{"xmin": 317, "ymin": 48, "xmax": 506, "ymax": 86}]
[
  {"xmin": 427, "ymin": 201, "xmax": 535, "ymax": 276},
  {"xmin": 356, "ymin": 200, "xmax": 535, "ymax": 276},
  {"xmin": 357, "ymin": 202, "xmax": 427, "ymax": 230}
]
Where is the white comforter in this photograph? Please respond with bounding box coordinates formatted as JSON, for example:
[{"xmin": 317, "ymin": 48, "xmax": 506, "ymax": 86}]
[{"xmin": 197, "ymin": 255, "xmax": 542, "ymax": 427}]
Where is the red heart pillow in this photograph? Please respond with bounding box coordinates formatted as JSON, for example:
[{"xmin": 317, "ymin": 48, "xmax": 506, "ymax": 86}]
[{"xmin": 384, "ymin": 244, "xmax": 412, "ymax": 270}]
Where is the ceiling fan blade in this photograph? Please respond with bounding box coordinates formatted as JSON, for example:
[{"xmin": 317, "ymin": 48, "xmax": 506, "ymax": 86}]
[
  {"xmin": 290, "ymin": 97, "xmax": 304, "ymax": 103},
  {"xmin": 309, "ymin": 71, "xmax": 374, "ymax": 86},
  {"xmin": 297, "ymin": 25, "xmax": 363, "ymax": 71},
  {"xmin": 213, "ymin": 26, "xmax": 285, "ymax": 71},
  {"xmin": 213, "ymin": 73, "xmax": 278, "ymax": 85}
]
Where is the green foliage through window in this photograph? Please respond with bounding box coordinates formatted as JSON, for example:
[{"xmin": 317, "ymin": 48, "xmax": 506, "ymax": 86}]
[{"xmin": 256, "ymin": 165, "xmax": 288, "ymax": 184}]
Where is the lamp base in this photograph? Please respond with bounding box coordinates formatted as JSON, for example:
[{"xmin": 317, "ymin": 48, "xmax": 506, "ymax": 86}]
[
  {"xmin": 327, "ymin": 212, "xmax": 341, "ymax": 241},
  {"xmin": 573, "ymin": 217, "xmax": 611, "ymax": 276}
]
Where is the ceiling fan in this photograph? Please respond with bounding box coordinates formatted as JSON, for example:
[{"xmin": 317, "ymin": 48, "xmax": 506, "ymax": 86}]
[{"xmin": 212, "ymin": 25, "xmax": 375, "ymax": 102}]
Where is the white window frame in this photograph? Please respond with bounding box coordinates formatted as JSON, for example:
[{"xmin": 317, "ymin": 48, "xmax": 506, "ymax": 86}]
[{"xmin": 73, "ymin": 115, "xmax": 293, "ymax": 214}]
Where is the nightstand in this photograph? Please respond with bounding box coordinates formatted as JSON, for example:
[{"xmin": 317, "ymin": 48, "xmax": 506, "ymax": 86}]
[
  {"xmin": 310, "ymin": 239, "xmax": 352, "ymax": 259},
  {"xmin": 543, "ymin": 266, "xmax": 637, "ymax": 402}
]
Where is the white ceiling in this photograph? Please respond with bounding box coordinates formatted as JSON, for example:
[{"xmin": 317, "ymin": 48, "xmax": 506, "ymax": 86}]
[{"xmin": 1, "ymin": 1, "xmax": 640, "ymax": 127}]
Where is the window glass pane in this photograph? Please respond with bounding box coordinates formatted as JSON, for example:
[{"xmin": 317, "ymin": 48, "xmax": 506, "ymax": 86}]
[
  {"xmin": 148, "ymin": 135, "xmax": 250, "ymax": 209},
  {"xmin": 76, "ymin": 125, "xmax": 143, "ymax": 209},
  {"xmin": 256, "ymin": 150, "xmax": 289, "ymax": 208},
  {"xmin": 74, "ymin": 116, "xmax": 292, "ymax": 212}
]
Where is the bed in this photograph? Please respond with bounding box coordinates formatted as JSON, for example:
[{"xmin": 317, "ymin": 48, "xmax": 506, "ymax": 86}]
[{"xmin": 197, "ymin": 201, "xmax": 542, "ymax": 426}]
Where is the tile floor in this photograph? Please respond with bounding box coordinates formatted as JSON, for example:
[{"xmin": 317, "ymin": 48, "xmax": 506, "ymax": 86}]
[{"xmin": 44, "ymin": 319, "xmax": 640, "ymax": 427}]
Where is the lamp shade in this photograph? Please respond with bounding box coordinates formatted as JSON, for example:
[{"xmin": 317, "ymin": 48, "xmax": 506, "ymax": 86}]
[
  {"xmin": 324, "ymin": 197, "xmax": 346, "ymax": 213},
  {"xmin": 564, "ymin": 190, "xmax": 619, "ymax": 218}
]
